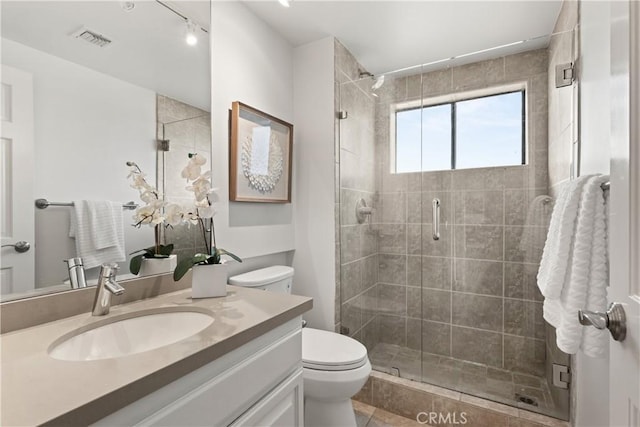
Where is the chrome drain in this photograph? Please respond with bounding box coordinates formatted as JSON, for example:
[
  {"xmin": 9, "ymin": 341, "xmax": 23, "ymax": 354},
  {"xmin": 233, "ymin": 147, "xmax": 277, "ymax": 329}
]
[{"xmin": 515, "ymin": 393, "xmax": 539, "ymax": 407}]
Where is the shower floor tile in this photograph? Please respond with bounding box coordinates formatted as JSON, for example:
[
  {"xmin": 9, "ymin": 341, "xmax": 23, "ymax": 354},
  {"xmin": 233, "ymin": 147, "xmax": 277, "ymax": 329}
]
[{"xmin": 367, "ymin": 343, "xmax": 557, "ymax": 418}]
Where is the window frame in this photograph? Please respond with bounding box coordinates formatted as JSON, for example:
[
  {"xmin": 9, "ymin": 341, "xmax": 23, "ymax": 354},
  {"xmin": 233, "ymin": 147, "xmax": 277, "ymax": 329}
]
[{"xmin": 391, "ymin": 83, "xmax": 527, "ymax": 173}]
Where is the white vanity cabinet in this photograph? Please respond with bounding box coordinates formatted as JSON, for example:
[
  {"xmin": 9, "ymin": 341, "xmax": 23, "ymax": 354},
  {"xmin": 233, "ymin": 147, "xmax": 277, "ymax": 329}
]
[{"xmin": 93, "ymin": 319, "xmax": 303, "ymax": 427}]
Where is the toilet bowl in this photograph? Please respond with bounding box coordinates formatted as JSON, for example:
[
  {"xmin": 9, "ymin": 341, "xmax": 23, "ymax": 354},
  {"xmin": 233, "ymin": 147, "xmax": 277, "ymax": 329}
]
[
  {"xmin": 302, "ymin": 327, "xmax": 371, "ymax": 427},
  {"xmin": 229, "ymin": 266, "xmax": 371, "ymax": 427}
]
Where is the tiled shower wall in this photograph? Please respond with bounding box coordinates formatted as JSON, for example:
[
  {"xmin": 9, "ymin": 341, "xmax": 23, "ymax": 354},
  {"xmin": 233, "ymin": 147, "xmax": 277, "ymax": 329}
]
[
  {"xmin": 373, "ymin": 49, "xmax": 550, "ymax": 376},
  {"xmin": 336, "ymin": 45, "xmax": 552, "ymax": 378},
  {"xmin": 157, "ymin": 95, "xmax": 211, "ymax": 262}
]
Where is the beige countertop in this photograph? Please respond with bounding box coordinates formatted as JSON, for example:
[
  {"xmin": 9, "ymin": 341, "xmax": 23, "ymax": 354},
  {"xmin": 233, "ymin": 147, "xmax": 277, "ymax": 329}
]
[{"xmin": 0, "ymin": 285, "xmax": 312, "ymax": 426}]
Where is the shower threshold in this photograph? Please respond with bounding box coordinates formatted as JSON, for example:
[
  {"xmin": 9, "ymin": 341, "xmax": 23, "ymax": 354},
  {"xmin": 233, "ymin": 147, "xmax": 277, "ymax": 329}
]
[{"xmin": 368, "ymin": 343, "xmax": 567, "ymax": 421}]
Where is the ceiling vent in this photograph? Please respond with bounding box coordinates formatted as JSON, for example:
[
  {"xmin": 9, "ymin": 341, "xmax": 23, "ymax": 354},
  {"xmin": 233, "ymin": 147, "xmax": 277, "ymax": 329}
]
[{"xmin": 70, "ymin": 27, "xmax": 112, "ymax": 47}]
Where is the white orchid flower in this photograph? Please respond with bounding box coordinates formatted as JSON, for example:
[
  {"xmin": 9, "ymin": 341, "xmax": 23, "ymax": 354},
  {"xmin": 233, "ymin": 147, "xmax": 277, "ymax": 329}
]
[
  {"xmin": 133, "ymin": 205, "xmax": 158, "ymax": 226},
  {"xmin": 165, "ymin": 203, "xmax": 184, "ymax": 226},
  {"xmin": 192, "ymin": 153, "xmax": 206, "ymax": 165},
  {"xmin": 197, "ymin": 205, "xmax": 215, "ymax": 219},
  {"xmin": 187, "ymin": 177, "xmax": 212, "ymax": 202},
  {"xmin": 181, "ymin": 163, "xmax": 201, "ymax": 181},
  {"xmin": 127, "ymin": 160, "xmax": 166, "ymax": 228}
]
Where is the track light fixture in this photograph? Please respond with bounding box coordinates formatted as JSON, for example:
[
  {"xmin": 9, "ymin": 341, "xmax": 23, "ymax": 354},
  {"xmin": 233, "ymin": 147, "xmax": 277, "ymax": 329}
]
[{"xmin": 185, "ymin": 19, "xmax": 198, "ymax": 46}]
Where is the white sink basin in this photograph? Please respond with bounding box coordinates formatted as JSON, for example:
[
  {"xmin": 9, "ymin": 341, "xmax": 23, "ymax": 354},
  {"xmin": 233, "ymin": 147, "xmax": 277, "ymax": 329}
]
[{"xmin": 49, "ymin": 310, "xmax": 214, "ymax": 361}]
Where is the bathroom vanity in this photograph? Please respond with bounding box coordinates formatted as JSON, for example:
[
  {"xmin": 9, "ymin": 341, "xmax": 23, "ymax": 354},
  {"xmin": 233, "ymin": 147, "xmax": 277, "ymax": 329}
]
[{"xmin": 0, "ymin": 285, "xmax": 312, "ymax": 426}]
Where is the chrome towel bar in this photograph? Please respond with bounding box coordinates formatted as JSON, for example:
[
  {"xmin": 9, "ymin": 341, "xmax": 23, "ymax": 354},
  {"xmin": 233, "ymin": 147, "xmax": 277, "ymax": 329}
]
[{"xmin": 35, "ymin": 199, "xmax": 138, "ymax": 210}]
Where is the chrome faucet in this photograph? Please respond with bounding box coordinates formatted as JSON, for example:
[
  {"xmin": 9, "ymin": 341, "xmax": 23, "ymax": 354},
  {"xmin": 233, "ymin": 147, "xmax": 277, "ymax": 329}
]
[
  {"xmin": 64, "ymin": 257, "xmax": 87, "ymax": 289},
  {"xmin": 92, "ymin": 263, "xmax": 125, "ymax": 316}
]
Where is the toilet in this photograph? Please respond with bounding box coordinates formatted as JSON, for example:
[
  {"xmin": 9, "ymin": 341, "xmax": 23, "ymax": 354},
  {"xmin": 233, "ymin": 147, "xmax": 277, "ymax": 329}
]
[{"xmin": 229, "ymin": 266, "xmax": 371, "ymax": 427}]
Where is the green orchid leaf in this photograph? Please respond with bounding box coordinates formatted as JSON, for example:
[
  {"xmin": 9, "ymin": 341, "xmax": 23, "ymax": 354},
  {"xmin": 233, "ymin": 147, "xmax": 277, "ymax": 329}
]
[
  {"xmin": 173, "ymin": 258, "xmax": 195, "ymax": 281},
  {"xmin": 173, "ymin": 253, "xmax": 210, "ymax": 281},
  {"xmin": 129, "ymin": 254, "xmax": 145, "ymax": 275},
  {"xmin": 158, "ymin": 244, "xmax": 174, "ymax": 256},
  {"xmin": 217, "ymin": 248, "xmax": 242, "ymax": 263}
]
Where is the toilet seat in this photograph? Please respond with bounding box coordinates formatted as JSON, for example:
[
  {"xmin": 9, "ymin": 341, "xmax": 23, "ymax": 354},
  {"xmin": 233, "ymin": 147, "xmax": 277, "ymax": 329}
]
[{"xmin": 302, "ymin": 328, "xmax": 368, "ymax": 371}]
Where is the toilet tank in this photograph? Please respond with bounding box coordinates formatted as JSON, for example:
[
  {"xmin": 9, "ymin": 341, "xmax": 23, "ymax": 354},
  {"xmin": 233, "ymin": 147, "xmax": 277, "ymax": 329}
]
[{"xmin": 228, "ymin": 266, "xmax": 294, "ymax": 294}]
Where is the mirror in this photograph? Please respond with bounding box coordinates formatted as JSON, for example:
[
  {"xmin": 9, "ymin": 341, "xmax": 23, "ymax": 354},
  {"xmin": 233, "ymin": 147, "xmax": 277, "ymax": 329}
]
[{"xmin": 0, "ymin": 1, "xmax": 211, "ymax": 301}]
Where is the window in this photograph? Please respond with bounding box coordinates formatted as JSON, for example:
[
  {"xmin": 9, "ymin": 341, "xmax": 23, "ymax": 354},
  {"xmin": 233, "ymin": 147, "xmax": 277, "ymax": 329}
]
[{"xmin": 394, "ymin": 90, "xmax": 525, "ymax": 173}]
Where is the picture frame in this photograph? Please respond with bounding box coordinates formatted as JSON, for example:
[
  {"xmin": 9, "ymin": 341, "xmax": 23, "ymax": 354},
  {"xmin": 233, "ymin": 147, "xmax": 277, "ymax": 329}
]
[{"xmin": 229, "ymin": 101, "xmax": 293, "ymax": 203}]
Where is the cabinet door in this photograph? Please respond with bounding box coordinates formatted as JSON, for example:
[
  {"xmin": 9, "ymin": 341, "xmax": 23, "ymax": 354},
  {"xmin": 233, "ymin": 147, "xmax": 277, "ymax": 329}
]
[
  {"xmin": 231, "ymin": 369, "xmax": 303, "ymax": 427},
  {"xmin": 135, "ymin": 330, "xmax": 301, "ymax": 426}
]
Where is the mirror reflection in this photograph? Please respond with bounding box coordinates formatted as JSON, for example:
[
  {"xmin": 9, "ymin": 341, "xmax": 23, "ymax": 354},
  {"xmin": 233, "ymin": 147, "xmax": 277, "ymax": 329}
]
[{"xmin": 0, "ymin": 1, "xmax": 211, "ymax": 301}]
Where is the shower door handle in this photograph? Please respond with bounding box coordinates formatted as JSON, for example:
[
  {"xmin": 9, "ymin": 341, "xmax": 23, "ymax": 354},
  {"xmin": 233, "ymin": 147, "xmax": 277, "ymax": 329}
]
[{"xmin": 432, "ymin": 198, "xmax": 440, "ymax": 241}]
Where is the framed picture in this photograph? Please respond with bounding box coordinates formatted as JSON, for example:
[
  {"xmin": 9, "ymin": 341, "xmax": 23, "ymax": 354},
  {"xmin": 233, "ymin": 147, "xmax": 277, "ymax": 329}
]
[{"xmin": 229, "ymin": 101, "xmax": 293, "ymax": 203}]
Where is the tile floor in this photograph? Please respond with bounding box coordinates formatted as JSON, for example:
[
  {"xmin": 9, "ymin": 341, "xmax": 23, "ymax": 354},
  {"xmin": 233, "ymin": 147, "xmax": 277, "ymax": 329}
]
[
  {"xmin": 368, "ymin": 343, "xmax": 558, "ymax": 417},
  {"xmin": 354, "ymin": 400, "xmax": 430, "ymax": 427}
]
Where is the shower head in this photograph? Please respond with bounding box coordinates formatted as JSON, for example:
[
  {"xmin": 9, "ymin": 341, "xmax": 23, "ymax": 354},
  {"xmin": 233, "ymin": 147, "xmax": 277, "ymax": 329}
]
[{"xmin": 372, "ymin": 75, "xmax": 385, "ymax": 91}]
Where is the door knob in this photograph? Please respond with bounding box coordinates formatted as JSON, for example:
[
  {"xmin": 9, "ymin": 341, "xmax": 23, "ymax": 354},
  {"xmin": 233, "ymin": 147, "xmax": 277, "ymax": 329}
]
[
  {"xmin": 1, "ymin": 241, "xmax": 30, "ymax": 253},
  {"xmin": 578, "ymin": 302, "xmax": 626, "ymax": 341}
]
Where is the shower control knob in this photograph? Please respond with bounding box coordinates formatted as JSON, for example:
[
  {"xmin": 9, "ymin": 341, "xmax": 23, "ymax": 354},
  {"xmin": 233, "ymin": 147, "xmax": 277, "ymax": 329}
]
[{"xmin": 578, "ymin": 302, "xmax": 626, "ymax": 342}]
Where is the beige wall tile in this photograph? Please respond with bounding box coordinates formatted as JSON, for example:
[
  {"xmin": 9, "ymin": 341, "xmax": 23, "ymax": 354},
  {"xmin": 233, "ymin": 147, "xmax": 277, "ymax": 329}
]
[
  {"xmin": 452, "ymin": 326, "xmax": 502, "ymax": 367},
  {"xmin": 452, "ymin": 293, "xmax": 503, "ymax": 331},
  {"xmin": 504, "ymin": 262, "xmax": 543, "ymax": 301},
  {"xmin": 422, "ymin": 288, "xmax": 452, "ymax": 323},
  {"xmin": 422, "ymin": 256, "xmax": 453, "ymax": 290},
  {"xmin": 379, "ymin": 314, "xmax": 407, "ymax": 346},
  {"xmin": 341, "ymin": 259, "xmax": 363, "ymax": 301},
  {"xmin": 378, "ymin": 224, "xmax": 406, "ymax": 254},
  {"xmin": 453, "ymin": 190, "xmax": 505, "ymax": 225},
  {"xmin": 453, "ymin": 57, "xmax": 505, "ymax": 91},
  {"xmin": 423, "ymin": 320, "xmax": 451, "ymax": 357},
  {"xmin": 378, "ymin": 283, "xmax": 407, "ymax": 316},
  {"xmin": 454, "ymin": 225, "xmax": 504, "ymax": 261},
  {"xmin": 452, "ymin": 168, "xmax": 505, "ymax": 191},
  {"xmin": 505, "ymin": 49, "xmax": 548, "ymax": 80},
  {"xmin": 453, "ymin": 259, "xmax": 503, "ymax": 296},
  {"xmin": 378, "ymin": 254, "xmax": 407, "ymax": 285},
  {"xmin": 504, "ymin": 300, "xmax": 545, "ymax": 339},
  {"xmin": 423, "ymin": 69, "xmax": 453, "ymax": 97},
  {"xmin": 504, "ymin": 335, "xmax": 546, "ymax": 376}
]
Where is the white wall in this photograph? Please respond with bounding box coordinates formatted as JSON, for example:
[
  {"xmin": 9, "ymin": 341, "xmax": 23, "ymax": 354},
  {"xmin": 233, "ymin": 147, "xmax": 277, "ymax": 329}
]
[
  {"xmin": 573, "ymin": 2, "xmax": 612, "ymax": 426},
  {"xmin": 580, "ymin": 1, "xmax": 611, "ymax": 176},
  {"xmin": 210, "ymin": 2, "xmax": 295, "ymax": 261},
  {"xmin": 1, "ymin": 38, "xmax": 156, "ymax": 287},
  {"xmin": 292, "ymin": 37, "xmax": 335, "ymax": 330}
]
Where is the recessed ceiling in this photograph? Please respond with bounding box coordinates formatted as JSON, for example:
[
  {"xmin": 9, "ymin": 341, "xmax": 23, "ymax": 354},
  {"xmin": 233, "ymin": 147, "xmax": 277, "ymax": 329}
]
[{"xmin": 243, "ymin": 0, "xmax": 564, "ymax": 75}]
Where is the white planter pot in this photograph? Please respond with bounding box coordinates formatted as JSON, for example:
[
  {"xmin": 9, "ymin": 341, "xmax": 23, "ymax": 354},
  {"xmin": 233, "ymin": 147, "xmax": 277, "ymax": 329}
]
[
  {"xmin": 138, "ymin": 255, "xmax": 177, "ymax": 277},
  {"xmin": 192, "ymin": 263, "xmax": 228, "ymax": 299}
]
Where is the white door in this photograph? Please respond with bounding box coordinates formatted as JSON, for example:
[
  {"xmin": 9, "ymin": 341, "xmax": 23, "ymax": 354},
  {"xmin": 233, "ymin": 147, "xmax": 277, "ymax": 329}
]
[
  {"xmin": 609, "ymin": 1, "xmax": 640, "ymax": 426},
  {"xmin": 0, "ymin": 65, "xmax": 35, "ymax": 295}
]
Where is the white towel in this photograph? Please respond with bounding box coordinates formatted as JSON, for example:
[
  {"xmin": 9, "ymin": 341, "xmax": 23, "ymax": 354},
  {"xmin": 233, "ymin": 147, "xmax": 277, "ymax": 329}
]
[
  {"xmin": 69, "ymin": 200, "xmax": 126, "ymax": 269},
  {"xmin": 538, "ymin": 175, "xmax": 609, "ymax": 357},
  {"xmin": 579, "ymin": 176, "xmax": 609, "ymax": 357},
  {"xmin": 537, "ymin": 175, "xmax": 593, "ymax": 300}
]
